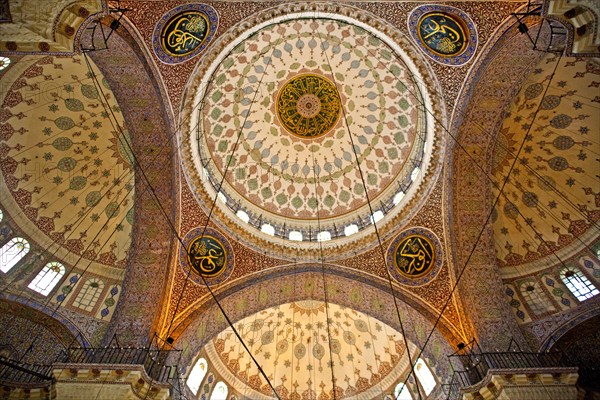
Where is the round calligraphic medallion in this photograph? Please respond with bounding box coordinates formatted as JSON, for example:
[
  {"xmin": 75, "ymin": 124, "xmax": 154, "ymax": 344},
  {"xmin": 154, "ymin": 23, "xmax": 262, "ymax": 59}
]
[
  {"xmin": 161, "ymin": 12, "xmax": 210, "ymax": 57},
  {"xmin": 387, "ymin": 227, "xmax": 443, "ymax": 286},
  {"xmin": 152, "ymin": 4, "xmax": 218, "ymax": 64},
  {"xmin": 408, "ymin": 5, "xmax": 477, "ymax": 66},
  {"xmin": 276, "ymin": 74, "xmax": 341, "ymax": 139},
  {"xmin": 417, "ymin": 13, "xmax": 467, "ymax": 57},
  {"xmin": 180, "ymin": 227, "xmax": 234, "ymax": 286}
]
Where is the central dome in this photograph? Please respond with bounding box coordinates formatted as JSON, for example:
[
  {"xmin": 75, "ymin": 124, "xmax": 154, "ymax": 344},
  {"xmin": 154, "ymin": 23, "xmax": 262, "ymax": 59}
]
[{"xmin": 182, "ymin": 5, "xmax": 443, "ymax": 251}]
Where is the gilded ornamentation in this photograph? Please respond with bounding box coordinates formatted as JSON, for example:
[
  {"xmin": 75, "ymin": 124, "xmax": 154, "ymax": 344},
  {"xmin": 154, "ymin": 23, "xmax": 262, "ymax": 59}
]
[
  {"xmin": 408, "ymin": 5, "xmax": 477, "ymax": 66},
  {"xmin": 387, "ymin": 227, "xmax": 443, "ymax": 286},
  {"xmin": 187, "ymin": 235, "xmax": 226, "ymax": 278},
  {"xmin": 180, "ymin": 228, "xmax": 234, "ymax": 286},
  {"xmin": 395, "ymin": 234, "xmax": 435, "ymax": 278},
  {"xmin": 152, "ymin": 4, "xmax": 218, "ymax": 64},
  {"xmin": 161, "ymin": 12, "xmax": 209, "ymax": 57},
  {"xmin": 276, "ymin": 74, "xmax": 341, "ymax": 139},
  {"xmin": 418, "ymin": 13, "xmax": 467, "ymax": 57}
]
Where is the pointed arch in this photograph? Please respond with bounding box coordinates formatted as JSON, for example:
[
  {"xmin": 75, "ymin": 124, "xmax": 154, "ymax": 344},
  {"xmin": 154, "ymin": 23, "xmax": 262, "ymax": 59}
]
[{"xmin": 28, "ymin": 262, "xmax": 66, "ymax": 296}]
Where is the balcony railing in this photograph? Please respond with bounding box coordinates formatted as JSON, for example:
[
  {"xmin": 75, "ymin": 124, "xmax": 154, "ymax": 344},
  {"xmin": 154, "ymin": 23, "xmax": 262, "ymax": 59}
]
[
  {"xmin": 63, "ymin": 346, "xmax": 180, "ymax": 384},
  {"xmin": 443, "ymin": 350, "xmax": 575, "ymax": 399},
  {"xmin": 0, "ymin": 356, "xmax": 54, "ymax": 386}
]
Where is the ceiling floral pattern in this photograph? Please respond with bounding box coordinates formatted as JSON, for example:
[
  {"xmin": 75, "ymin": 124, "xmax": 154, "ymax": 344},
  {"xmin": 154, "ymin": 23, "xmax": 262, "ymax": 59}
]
[
  {"xmin": 181, "ymin": 8, "xmax": 444, "ymax": 251},
  {"xmin": 0, "ymin": 55, "xmax": 134, "ymax": 270},
  {"xmin": 205, "ymin": 300, "xmax": 411, "ymax": 400},
  {"xmin": 491, "ymin": 54, "xmax": 599, "ymax": 273}
]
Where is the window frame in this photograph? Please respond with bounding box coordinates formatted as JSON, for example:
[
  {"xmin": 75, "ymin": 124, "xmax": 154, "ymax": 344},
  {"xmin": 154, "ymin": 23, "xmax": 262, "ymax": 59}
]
[
  {"xmin": 0, "ymin": 237, "xmax": 30, "ymax": 273},
  {"xmin": 27, "ymin": 261, "xmax": 65, "ymax": 296}
]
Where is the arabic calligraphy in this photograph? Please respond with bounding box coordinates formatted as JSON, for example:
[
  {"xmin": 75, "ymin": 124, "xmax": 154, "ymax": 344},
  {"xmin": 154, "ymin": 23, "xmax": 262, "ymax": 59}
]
[
  {"xmin": 394, "ymin": 234, "xmax": 435, "ymax": 278},
  {"xmin": 417, "ymin": 13, "xmax": 467, "ymax": 57},
  {"xmin": 187, "ymin": 235, "xmax": 226, "ymax": 277},
  {"xmin": 277, "ymin": 74, "xmax": 341, "ymax": 139},
  {"xmin": 161, "ymin": 11, "xmax": 209, "ymax": 57}
]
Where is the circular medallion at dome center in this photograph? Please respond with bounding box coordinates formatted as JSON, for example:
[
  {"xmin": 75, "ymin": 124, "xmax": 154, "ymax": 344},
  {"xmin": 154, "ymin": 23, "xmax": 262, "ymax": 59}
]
[{"xmin": 276, "ymin": 74, "xmax": 341, "ymax": 139}]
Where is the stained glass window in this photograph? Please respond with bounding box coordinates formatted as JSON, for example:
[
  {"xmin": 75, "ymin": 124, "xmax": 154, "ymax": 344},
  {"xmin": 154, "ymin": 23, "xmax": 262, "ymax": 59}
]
[
  {"xmin": 0, "ymin": 237, "xmax": 30, "ymax": 273},
  {"xmin": 209, "ymin": 381, "xmax": 228, "ymax": 400},
  {"xmin": 415, "ymin": 358, "xmax": 436, "ymax": 395},
  {"xmin": 73, "ymin": 278, "xmax": 104, "ymax": 311},
  {"xmin": 519, "ymin": 281, "xmax": 555, "ymax": 315},
  {"xmin": 28, "ymin": 262, "xmax": 65, "ymax": 296},
  {"xmin": 186, "ymin": 357, "xmax": 208, "ymax": 395},
  {"xmin": 561, "ymin": 268, "xmax": 599, "ymax": 301}
]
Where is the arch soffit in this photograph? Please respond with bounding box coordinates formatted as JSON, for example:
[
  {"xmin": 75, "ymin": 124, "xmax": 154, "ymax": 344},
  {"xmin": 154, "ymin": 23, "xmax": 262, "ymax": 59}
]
[
  {"xmin": 0, "ymin": 293, "xmax": 87, "ymax": 347},
  {"xmin": 82, "ymin": 20, "xmax": 179, "ymax": 343},
  {"xmin": 540, "ymin": 302, "xmax": 600, "ymax": 352},
  {"xmin": 170, "ymin": 265, "xmax": 463, "ymax": 366},
  {"xmin": 446, "ymin": 20, "xmax": 549, "ymax": 271}
]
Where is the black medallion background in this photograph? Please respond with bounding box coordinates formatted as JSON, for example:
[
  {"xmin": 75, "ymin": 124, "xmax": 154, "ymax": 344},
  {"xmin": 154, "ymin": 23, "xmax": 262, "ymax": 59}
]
[
  {"xmin": 394, "ymin": 235, "xmax": 435, "ymax": 278},
  {"xmin": 161, "ymin": 11, "xmax": 209, "ymax": 57},
  {"xmin": 417, "ymin": 13, "xmax": 467, "ymax": 57},
  {"xmin": 180, "ymin": 227, "xmax": 234, "ymax": 286},
  {"xmin": 187, "ymin": 235, "xmax": 226, "ymax": 277},
  {"xmin": 152, "ymin": 4, "xmax": 219, "ymax": 64},
  {"xmin": 408, "ymin": 5, "xmax": 477, "ymax": 66},
  {"xmin": 387, "ymin": 227, "xmax": 443, "ymax": 286}
]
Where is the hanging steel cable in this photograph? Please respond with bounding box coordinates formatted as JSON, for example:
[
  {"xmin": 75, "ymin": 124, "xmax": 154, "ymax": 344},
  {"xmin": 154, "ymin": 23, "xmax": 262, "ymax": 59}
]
[{"xmin": 316, "ymin": 22, "xmax": 424, "ymax": 400}]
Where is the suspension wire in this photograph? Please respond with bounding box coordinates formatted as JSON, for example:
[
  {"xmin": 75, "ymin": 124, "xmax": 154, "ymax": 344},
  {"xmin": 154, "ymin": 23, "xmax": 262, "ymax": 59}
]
[
  {"xmin": 350, "ymin": 29, "xmax": 599, "ymax": 269},
  {"xmin": 349, "ymin": 25, "xmax": 600, "ymax": 234},
  {"xmin": 82, "ymin": 43, "xmax": 281, "ymax": 399},
  {"xmin": 0, "ymin": 155, "xmax": 134, "ymax": 298},
  {"xmin": 315, "ymin": 23, "xmax": 424, "ymax": 400},
  {"xmin": 400, "ymin": 57, "xmax": 599, "ymax": 232},
  {"xmin": 309, "ymin": 150, "xmax": 337, "ymax": 399},
  {"xmin": 0, "ymin": 63, "xmax": 140, "ymax": 299},
  {"xmin": 0, "ymin": 22, "xmax": 267, "ymax": 399},
  {"xmin": 391, "ymin": 52, "xmax": 565, "ymax": 396},
  {"xmin": 6, "ymin": 57, "xmax": 172, "ymax": 375},
  {"xmin": 19, "ymin": 171, "xmax": 136, "ymax": 363},
  {"xmin": 339, "ymin": 22, "xmax": 578, "ymax": 399},
  {"xmin": 14, "ymin": 52, "xmax": 140, "ymax": 360},
  {"xmin": 83, "ymin": 29, "xmax": 284, "ymax": 398}
]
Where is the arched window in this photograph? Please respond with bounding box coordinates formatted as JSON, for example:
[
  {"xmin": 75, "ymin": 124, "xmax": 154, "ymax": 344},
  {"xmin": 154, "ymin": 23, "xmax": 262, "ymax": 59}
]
[
  {"xmin": 186, "ymin": 357, "xmax": 208, "ymax": 395},
  {"xmin": 73, "ymin": 278, "xmax": 104, "ymax": 311},
  {"xmin": 394, "ymin": 382, "xmax": 413, "ymax": 399},
  {"xmin": 414, "ymin": 358, "xmax": 436, "ymax": 395},
  {"xmin": 561, "ymin": 268, "xmax": 599, "ymax": 301},
  {"xmin": 0, "ymin": 237, "xmax": 30, "ymax": 273},
  {"xmin": 519, "ymin": 281, "xmax": 555, "ymax": 315},
  {"xmin": 28, "ymin": 262, "xmax": 65, "ymax": 296},
  {"xmin": 209, "ymin": 381, "xmax": 228, "ymax": 400}
]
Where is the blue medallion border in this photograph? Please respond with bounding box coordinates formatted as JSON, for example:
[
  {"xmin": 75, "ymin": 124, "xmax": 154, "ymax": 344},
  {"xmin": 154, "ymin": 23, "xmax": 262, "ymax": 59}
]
[
  {"xmin": 408, "ymin": 4, "xmax": 478, "ymax": 66},
  {"xmin": 386, "ymin": 227, "xmax": 443, "ymax": 287},
  {"xmin": 152, "ymin": 3, "xmax": 219, "ymax": 65},
  {"xmin": 179, "ymin": 227, "xmax": 234, "ymax": 286}
]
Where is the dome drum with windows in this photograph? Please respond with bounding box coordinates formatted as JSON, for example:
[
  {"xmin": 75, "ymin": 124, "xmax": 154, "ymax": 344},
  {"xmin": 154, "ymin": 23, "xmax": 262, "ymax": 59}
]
[{"xmin": 182, "ymin": 8, "xmax": 442, "ymax": 253}]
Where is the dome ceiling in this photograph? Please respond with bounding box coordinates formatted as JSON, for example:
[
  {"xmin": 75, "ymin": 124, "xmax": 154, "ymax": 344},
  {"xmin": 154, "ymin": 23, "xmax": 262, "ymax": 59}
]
[
  {"xmin": 0, "ymin": 55, "xmax": 134, "ymax": 271},
  {"xmin": 181, "ymin": 9, "xmax": 442, "ymax": 250},
  {"xmin": 204, "ymin": 300, "xmax": 412, "ymax": 399},
  {"xmin": 491, "ymin": 54, "xmax": 599, "ymax": 276}
]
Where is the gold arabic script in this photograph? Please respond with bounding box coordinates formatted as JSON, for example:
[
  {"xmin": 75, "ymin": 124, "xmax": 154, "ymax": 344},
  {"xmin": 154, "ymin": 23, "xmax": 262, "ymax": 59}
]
[{"xmin": 395, "ymin": 235, "xmax": 435, "ymax": 278}]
